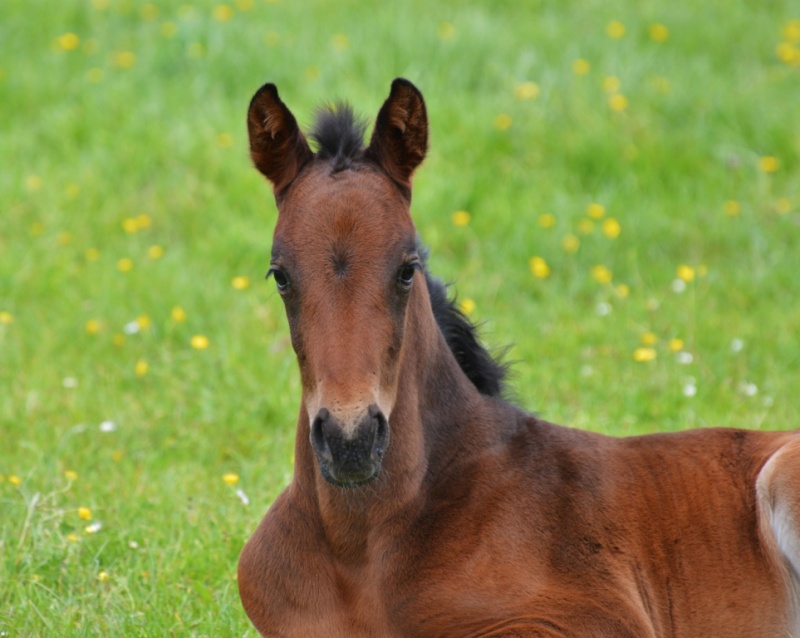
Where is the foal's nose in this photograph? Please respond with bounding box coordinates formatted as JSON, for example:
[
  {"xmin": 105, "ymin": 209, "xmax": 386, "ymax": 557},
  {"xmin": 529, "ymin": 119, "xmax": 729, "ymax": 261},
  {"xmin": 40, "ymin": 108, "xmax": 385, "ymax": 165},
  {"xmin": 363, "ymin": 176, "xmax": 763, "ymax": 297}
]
[{"xmin": 310, "ymin": 404, "xmax": 389, "ymax": 486}]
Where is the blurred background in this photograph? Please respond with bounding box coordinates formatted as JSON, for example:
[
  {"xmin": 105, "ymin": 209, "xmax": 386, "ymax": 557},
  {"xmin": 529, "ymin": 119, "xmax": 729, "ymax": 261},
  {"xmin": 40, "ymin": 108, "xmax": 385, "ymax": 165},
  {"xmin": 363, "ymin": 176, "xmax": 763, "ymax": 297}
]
[{"xmin": 1, "ymin": 0, "xmax": 799, "ymax": 634}]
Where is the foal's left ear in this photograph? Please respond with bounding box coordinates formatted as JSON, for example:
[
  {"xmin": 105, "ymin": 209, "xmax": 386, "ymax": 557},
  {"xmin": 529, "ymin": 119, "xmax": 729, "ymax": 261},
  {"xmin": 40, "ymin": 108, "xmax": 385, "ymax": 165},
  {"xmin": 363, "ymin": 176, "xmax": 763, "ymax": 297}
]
[
  {"xmin": 365, "ymin": 78, "xmax": 428, "ymax": 189},
  {"xmin": 247, "ymin": 83, "xmax": 313, "ymax": 193}
]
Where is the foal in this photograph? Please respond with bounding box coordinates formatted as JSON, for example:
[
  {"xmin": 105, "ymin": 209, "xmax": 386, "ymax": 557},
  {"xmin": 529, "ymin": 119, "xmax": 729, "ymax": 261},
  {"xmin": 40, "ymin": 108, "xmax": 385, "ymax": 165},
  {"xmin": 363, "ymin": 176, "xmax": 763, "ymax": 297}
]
[{"xmin": 238, "ymin": 79, "xmax": 800, "ymax": 637}]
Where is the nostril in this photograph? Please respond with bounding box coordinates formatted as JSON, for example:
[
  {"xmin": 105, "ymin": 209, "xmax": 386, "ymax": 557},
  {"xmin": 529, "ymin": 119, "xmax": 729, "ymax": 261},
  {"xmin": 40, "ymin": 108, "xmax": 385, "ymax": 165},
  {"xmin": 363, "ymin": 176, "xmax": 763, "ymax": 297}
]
[
  {"xmin": 368, "ymin": 404, "xmax": 389, "ymax": 454},
  {"xmin": 311, "ymin": 409, "xmax": 332, "ymax": 461}
]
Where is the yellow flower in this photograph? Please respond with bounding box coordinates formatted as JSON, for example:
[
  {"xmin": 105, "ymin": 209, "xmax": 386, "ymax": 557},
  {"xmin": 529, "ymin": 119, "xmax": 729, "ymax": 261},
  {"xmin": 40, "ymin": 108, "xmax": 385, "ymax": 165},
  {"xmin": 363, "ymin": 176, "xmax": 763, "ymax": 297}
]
[
  {"xmin": 161, "ymin": 22, "xmax": 178, "ymax": 37},
  {"xmin": 572, "ymin": 58, "xmax": 590, "ymax": 75},
  {"xmin": 633, "ymin": 347, "xmax": 657, "ymax": 362},
  {"xmin": 65, "ymin": 470, "xmax": 78, "ymax": 481},
  {"xmin": 86, "ymin": 68, "xmax": 104, "ymax": 83},
  {"xmin": 775, "ymin": 198, "xmax": 792, "ymax": 214},
  {"xmin": 25, "ymin": 175, "xmax": 42, "ymax": 191},
  {"xmin": 136, "ymin": 315, "xmax": 151, "ymax": 330},
  {"xmin": 232, "ymin": 276, "xmax": 250, "ymax": 290},
  {"xmin": 601, "ymin": 217, "xmax": 621, "ymax": 238},
  {"xmin": 529, "ymin": 256, "xmax": 550, "ymax": 279},
  {"xmin": 759, "ymin": 156, "xmax": 779, "ymax": 173},
  {"xmin": 117, "ymin": 258, "xmax": 133, "ymax": 272},
  {"xmin": 223, "ymin": 473, "xmax": 240, "ymax": 485},
  {"xmin": 216, "ymin": 132, "xmax": 234, "ymax": 148},
  {"xmin": 148, "ymin": 245, "xmax": 164, "ymax": 259},
  {"xmin": 97, "ymin": 571, "xmax": 110, "ymax": 582},
  {"xmin": 141, "ymin": 3, "xmax": 158, "ymax": 19},
  {"xmin": 777, "ymin": 43, "xmax": 798, "ymax": 64},
  {"xmin": 331, "ymin": 34, "xmax": 350, "ymax": 51},
  {"xmin": 577, "ymin": 218, "xmax": 595, "ymax": 234},
  {"xmin": 86, "ymin": 319, "xmax": 102, "ymax": 334},
  {"xmin": 538, "ymin": 213, "xmax": 556, "ymax": 228},
  {"xmin": 65, "ymin": 183, "xmax": 80, "ymax": 200},
  {"xmin": 122, "ymin": 217, "xmax": 138, "ymax": 233},
  {"xmin": 514, "ymin": 81, "xmax": 540, "ymax": 101},
  {"xmin": 304, "ymin": 65, "xmax": 319, "ymax": 81},
  {"xmin": 92, "ymin": 0, "xmax": 108, "ymax": 9},
  {"xmin": 562, "ymin": 234, "xmax": 580, "ymax": 253},
  {"xmin": 67, "ymin": 533, "xmax": 80, "ymax": 543},
  {"xmin": 650, "ymin": 76, "xmax": 671, "ymax": 94},
  {"xmin": 0, "ymin": 311, "xmax": 13, "ymax": 325},
  {"xmin": 459, "ymin": 298, "xmax": 476, "ymax": 316},
  {"xmin": 135, "ymin": 359, "xmax": 149, "ymax": 377},
  {"xmin": 451, "ymin": 210, "xmax": 471, "ymax": 227},
  {"xmin": 784, "ymin": 19, "xmax": 800, "ymax": 42},
  {"xmin": 235, "ymin": 0, "xmax": 254, "ymax": 9},
  {"xmin": 591, "ymin": 265, "xmax": 613, "ymax": 284},
  {"xmin": 640, "ymin": 332, "xmax": 658, "ymax": 346},
  {"xmin": 171, "ymin": 306, "xmax": 187, "ymax": 322},
  {"xmin": 668, "ymin": 338, "xmax": 684, "ymax": 352},
  {"xmin": 112, "ymin": 450, "xmax": 124, "ymax": 462},
  {"xmin": 649, "ymin": 23, "xmax": 669, "ymax": 42},
  {"xmin": 78, "ymin": 507, "xmax": 92, "ymax": 521},
  {"xmin": 191, "ymin": 335, "xmax": 210, "ymax": 350},
  {"xmin": 85, "ymin": 247, "xmax": 100, "ymax": 261},
  {"xmin": 438, "ymin": 21, "xmax": 455, "ymax": 41},
  {"xmin": 112, "ymin": 334, "xmax": 126, "ymax": 347},
  {"xmin": 606, "ymin": 20, "xmax": 626, "ymax": 39},
  {"xmin": 608, "ymin": 94, "xmax": 629, "ymax": 112},
  {"xmin": 602, "ymin": 76, "xmax": 621, "ymax": 94},
  {"xmin": 136, "ymin": 214, "xmax": 152, "ymax": 229},
  {"xmin": 9, "ymin": 475, "xmax": 21, "ymax": 486},
  {"xmin": 56, "ymin": 33, "xmax": 81, "ymax": 51},
  {"xmin": 213, "ymin": 4, "xmax": 233, "ymax": 21},
  {"xmin": 57, "ymin": 232, "xmax": 73, "ymax": 246},
  {"xmin": 494, "ymin": 114, "xmax": 512, "ymax": 131},
  {"xmin": 113, "ymin": 51, "xmax": 136, "ymax": 69},
  {"xmin": 587, "ymin": 202, "xmax": 606, "ymax": 219},
  {"xmin": 615, "ymin": 283, "xmax": 630, "ymax": 298},
  {"xmin": 723, "ymin": 200, "xmax": 741, "ymax": 216},
  {"xmin": 676, "ymin": 265, "xmax": 695, "ymax": 282}
]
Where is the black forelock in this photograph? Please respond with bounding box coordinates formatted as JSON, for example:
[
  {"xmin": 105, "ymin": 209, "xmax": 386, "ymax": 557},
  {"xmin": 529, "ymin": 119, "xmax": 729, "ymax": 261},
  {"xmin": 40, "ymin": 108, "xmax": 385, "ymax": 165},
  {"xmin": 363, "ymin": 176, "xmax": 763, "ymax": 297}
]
[{"xmin": 309, "ymin": 103, "xmax": 367, "ymax": 172}]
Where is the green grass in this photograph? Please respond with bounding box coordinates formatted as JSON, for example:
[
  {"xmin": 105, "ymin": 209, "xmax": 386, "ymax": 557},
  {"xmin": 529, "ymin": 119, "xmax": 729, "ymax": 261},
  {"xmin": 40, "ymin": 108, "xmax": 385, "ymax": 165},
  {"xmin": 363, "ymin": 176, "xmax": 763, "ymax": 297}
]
[{"xmin": 1, "ymin": 0, "xmax": 799, "ymax": 634}]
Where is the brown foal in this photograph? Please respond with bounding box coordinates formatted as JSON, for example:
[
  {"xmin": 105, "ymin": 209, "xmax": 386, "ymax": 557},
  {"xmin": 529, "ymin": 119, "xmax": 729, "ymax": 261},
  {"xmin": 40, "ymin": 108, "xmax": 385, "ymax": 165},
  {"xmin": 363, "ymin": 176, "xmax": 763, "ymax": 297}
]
[{"xmin": 237, "ymin": 79, "xmax": 800, "ymax": 637}]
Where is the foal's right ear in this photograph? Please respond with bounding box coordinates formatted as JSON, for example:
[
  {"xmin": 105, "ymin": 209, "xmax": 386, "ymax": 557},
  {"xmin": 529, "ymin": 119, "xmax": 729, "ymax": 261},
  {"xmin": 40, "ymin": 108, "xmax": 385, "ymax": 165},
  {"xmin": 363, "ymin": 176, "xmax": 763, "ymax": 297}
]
[{"xmin": 247, "ymin": 83, "xmax": 313, "ymax": 193}]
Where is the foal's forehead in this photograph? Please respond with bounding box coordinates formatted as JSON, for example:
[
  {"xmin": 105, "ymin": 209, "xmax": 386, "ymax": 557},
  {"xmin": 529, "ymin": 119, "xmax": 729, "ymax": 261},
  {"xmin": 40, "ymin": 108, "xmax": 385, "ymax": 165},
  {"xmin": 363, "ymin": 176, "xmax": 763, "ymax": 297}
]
[{"xmin": 274, "ymin": 165, "xmax": 416, "ymax": 250}]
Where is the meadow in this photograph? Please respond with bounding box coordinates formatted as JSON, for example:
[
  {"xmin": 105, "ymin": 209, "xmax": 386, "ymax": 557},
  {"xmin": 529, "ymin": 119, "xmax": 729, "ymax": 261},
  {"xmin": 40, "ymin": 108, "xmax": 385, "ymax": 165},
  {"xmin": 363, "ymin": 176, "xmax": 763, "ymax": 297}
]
[{"xmin": 1, "ymin": 0, "xmax": 799, "ymax": 635}]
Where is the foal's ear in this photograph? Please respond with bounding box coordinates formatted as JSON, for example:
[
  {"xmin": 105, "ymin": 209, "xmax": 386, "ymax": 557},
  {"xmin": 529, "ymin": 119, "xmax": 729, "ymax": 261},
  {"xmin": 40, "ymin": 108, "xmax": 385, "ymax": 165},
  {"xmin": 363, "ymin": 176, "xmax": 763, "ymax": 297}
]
[
  {"xmin": 247, "ymin": 83, "xmax": 313, "ymax": 193},
  {"xmin": 365, "ymin": 78, "xmax": 428, "ymax": 189}
]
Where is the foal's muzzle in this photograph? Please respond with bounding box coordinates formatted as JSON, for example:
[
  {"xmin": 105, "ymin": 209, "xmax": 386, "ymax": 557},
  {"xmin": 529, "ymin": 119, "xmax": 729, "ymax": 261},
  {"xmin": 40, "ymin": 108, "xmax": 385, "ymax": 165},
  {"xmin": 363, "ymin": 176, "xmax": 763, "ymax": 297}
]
[{"xmin": 310, "ymin": 404, "xmax": 389, "ymax": 487}]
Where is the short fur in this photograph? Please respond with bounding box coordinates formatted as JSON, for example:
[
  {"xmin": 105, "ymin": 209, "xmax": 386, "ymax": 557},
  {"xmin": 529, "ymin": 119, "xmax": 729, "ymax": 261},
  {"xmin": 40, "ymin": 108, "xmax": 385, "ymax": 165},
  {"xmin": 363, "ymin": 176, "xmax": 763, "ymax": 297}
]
[{"xmin": 239, "ymin": 78, "xmax": 800, "ymax": 638}]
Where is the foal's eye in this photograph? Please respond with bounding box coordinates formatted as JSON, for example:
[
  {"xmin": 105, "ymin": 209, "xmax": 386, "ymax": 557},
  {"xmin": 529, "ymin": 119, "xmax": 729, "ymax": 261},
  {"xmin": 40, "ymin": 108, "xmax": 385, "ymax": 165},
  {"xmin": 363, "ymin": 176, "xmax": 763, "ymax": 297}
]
[
  {"xmin": 398, "ymin": 264, "xmax": 417, "ymax": 287},
  {"xmin": 269, "ymin": 268, "xmax": 290, "ymax": 292}
]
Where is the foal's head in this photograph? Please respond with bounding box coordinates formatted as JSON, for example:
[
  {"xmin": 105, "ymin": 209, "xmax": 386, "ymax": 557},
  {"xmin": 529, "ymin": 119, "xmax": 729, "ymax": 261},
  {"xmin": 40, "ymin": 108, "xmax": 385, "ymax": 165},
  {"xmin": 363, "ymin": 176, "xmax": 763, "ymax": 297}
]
[{"xmin": 247, "ymin": 79, "xmax": 428, "ymax": 488}]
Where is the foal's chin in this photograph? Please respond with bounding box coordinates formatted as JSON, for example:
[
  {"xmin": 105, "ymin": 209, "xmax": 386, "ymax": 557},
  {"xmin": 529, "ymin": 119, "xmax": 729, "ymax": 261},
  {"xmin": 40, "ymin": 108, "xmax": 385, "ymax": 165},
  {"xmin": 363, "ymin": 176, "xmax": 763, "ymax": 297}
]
[{"xmin": 316, "ymin": 459, "xmax": 382, "ymax": 489}]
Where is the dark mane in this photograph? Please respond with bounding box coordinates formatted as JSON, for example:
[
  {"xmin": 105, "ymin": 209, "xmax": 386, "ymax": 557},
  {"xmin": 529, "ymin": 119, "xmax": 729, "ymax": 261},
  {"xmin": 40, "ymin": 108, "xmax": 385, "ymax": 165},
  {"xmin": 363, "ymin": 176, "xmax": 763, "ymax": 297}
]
[
  {"xmin": 309, "ymin": 103, "xmax": 367, "ymax": 172},
  {"xmin": 421, "ymin": 250, "xmax": 507, "ymax": 397}
]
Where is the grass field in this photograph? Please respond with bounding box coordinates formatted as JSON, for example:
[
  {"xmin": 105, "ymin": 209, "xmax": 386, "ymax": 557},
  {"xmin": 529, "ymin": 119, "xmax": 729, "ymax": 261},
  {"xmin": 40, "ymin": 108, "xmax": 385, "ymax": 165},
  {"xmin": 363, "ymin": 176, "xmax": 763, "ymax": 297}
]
[{"xmin": 2, "ymin": 0, "xmax": 799, "ymax": 635}]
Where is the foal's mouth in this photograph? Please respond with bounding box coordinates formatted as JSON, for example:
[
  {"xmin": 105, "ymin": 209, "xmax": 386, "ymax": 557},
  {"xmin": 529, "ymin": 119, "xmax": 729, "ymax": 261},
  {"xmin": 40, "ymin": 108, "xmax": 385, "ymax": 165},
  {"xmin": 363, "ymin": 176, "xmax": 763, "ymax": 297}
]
[{"xmin": 316, "ymin": 458, "xmax": 383, "ymax": 488}]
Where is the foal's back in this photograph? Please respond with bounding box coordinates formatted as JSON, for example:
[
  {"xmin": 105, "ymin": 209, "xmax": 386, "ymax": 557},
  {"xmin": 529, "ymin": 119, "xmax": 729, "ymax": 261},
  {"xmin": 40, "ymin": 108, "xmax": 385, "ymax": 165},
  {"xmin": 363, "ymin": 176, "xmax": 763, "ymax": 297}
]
[{"xmin": 390, "ymin": 418, "xmax": 799, "ymax": 637}]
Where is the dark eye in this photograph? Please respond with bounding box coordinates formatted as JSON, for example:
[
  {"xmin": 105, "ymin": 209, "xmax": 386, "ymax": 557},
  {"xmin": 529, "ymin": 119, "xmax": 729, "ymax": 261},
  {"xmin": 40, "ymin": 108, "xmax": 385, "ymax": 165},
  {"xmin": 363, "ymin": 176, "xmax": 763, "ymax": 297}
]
[
  {"xmin": 269, "ymin": 268, "xmax": 290, "ymax": 292},
  {"xmin": 398, "ymin": 263, "xmax": 417, "ymax": 287}
]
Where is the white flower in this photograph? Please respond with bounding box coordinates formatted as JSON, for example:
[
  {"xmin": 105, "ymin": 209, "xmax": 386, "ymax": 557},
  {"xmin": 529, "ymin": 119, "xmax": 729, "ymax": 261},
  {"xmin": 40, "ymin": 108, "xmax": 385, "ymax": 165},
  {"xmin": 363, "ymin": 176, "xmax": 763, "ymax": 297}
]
[
  {"xmin": 730, "ymin": 338, "xmax": 744, "ymax": 353},
  {"xmin": 124, "ymin": 321, "xmax": 141, "ymax": 334},
  {"xmin": 676, "ymin": 352, "xmax": 694, "ymax": 365},
  {"xmin": 236, "ymin": 489, "xmax": 250, "ymax": 506},
  {"xmin": 62, "ymin": 377, "xmax": 78, "ymax": 388},
  {"xmin": 671, "ymin": 279, "xmax": 686, "ymax": 293},
  {"xmin": 85, "ymin": 522, "xmax": 102, "ymax": 534},
  {"xmin": 595, "ymin": 302, "xmax": 612, "ymax": 316},
  {"xmin": 99, "ymin": 420, "xmax": 117, "ymax": 432}
]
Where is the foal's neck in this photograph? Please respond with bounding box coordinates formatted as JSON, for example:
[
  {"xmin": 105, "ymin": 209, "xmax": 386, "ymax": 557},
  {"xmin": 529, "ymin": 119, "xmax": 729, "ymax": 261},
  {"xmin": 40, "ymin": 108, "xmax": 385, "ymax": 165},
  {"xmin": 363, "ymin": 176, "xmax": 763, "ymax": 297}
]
[{"xmin": 294, "ymin": 283, "xmax": 486, "ymax": 562}]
